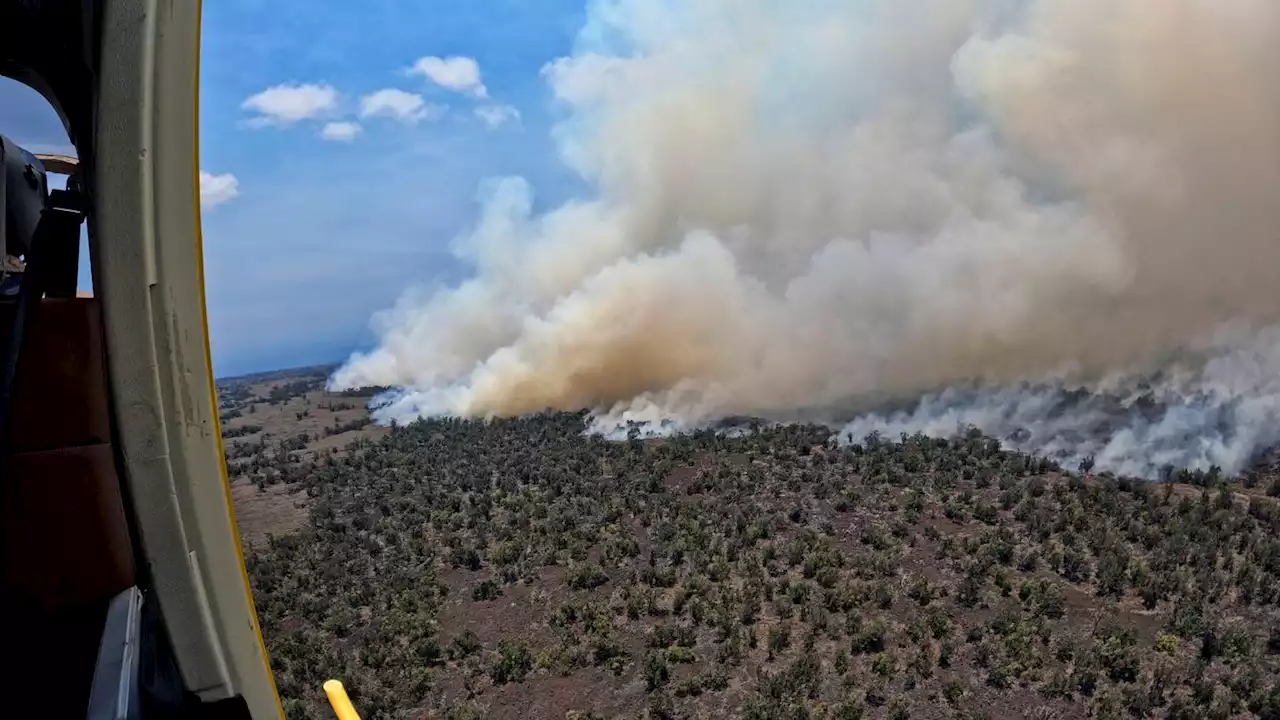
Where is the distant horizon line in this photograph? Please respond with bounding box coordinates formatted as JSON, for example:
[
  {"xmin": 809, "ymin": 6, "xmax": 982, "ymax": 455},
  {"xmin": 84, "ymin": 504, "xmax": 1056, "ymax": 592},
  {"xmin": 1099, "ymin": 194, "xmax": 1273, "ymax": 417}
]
[{"xmin": 215, "ymin": 361, "xmax": 340, "ymax": 383}]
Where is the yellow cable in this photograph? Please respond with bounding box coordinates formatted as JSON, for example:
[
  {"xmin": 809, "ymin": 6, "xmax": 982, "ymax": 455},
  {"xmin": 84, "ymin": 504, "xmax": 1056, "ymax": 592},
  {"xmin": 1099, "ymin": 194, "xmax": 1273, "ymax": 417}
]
[{"xmin": 323, "ymin": 680, "xmax": 362, "ymax": 720}]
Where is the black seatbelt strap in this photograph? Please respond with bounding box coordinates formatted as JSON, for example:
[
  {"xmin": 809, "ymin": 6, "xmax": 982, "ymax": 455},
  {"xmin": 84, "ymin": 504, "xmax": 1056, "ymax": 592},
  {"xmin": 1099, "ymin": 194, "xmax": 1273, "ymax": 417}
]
[{"xmin": 0, "ymin": 187, "xmax": 84, "ymax": 478}]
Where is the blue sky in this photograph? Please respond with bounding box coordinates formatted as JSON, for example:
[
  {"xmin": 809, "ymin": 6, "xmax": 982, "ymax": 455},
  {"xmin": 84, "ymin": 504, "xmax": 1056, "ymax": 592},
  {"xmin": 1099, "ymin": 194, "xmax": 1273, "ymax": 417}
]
[
  {"xmin": 1, "ymin": 0, "xmax": 589, "ymax": 376},
  {"xmin": 202, "ymin": 0, "xmax": 591, "ymax": 375}
]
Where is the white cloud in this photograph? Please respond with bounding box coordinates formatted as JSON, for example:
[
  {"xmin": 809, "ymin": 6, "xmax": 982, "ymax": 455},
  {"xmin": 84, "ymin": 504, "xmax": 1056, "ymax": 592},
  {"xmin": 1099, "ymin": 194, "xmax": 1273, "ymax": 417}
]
[
  {"xmin": 407, "ymin": 56, "xmax": 488, "ymax": 98},
  {"xmin": 241, "ymin": 83, "xmax": 338, "ymax": 126},
  {"xmin": 320, "ymin": 121, "xmax": 362, "ymax": 141},
  {"xmin": 359, "ymin": 89, "xmax": 440, "ymax": 124},
  {"xmin": 474, "ymin": 104, "xmax": 521, "ymax": 130},
  {"xmin": 199, "ymin": 171, "xmax": 239, "ymax": 208}
]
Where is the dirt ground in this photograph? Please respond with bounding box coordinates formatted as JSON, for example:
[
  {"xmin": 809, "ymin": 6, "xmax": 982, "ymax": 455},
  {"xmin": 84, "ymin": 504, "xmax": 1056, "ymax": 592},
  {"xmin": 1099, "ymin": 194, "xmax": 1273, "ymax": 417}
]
[
  {"xmin": 229, "ymin": 480, "xmax": 310, "ymax": 549},
  {"xmin": 216, "ymin": 366, "xmax": 388, "ymax": 549}
]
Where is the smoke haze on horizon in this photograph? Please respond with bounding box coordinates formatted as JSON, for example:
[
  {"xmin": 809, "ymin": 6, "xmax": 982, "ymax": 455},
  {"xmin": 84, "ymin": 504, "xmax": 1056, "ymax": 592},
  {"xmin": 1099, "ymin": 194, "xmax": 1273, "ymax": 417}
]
[{"xmin": 333, "ymin": 0, "xmax": 1280, "ymax": 478}]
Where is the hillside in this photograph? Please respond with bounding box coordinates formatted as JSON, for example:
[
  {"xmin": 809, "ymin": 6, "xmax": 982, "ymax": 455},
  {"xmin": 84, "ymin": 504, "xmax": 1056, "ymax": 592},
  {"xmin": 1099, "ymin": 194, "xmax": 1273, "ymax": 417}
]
[
  {"xmin": 217, "ymin": 367, "xmax": 390, "ymax": 548},
  {"xmin": 218, "ymin": 379, "xmax": 1280, "ymax": 720}
]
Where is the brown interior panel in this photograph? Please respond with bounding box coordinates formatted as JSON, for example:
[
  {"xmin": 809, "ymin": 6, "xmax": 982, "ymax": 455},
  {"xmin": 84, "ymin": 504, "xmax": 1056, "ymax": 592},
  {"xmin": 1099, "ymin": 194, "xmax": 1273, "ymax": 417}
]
[
  {"xmin": 2, "ymin": 443, "xmax": 134, "ymax": 606},
  {"xmin": 1, "ymin": 297, "xmax": 134, "ymax": 606},
  {"xmin": 0, "ymin": 296, "xmax": 135, "ymax": 718},
  {"xmin": 9, "ymin": 297, "xmax": 112, "ymax": 453}
]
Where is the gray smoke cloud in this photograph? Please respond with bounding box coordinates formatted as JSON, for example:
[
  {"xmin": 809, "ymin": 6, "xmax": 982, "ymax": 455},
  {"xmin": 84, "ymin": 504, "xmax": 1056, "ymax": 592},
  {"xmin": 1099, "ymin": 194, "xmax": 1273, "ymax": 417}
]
[
  {"xmin": 841, "ymin": 324, "xmax": 1280, "ymax": 478},
  {"xmin": 333, "ymin": 0, "xmax": 1280, "ymax": 477}
]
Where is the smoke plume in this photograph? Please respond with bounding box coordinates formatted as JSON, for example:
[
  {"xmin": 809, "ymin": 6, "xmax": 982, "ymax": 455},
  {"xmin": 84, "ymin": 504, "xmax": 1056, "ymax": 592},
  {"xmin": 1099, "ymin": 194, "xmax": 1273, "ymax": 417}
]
[{"xmin": 333, "ymin": 0, "xmax": 1280, "ymax": 478}]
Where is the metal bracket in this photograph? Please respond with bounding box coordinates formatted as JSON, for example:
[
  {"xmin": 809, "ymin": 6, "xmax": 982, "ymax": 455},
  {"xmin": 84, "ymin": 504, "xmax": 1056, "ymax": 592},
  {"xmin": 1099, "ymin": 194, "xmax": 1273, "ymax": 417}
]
[{"xmin": 87, "ymin": 586, "xmax": 144, "ymax": 720}]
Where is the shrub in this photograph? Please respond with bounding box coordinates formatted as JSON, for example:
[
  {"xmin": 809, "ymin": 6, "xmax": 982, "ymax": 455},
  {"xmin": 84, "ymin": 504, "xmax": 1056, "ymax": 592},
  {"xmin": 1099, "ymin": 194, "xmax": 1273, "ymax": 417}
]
[
  {"xmin": 666, "ymin": 646, "xmax": 696, "ymax": 664},
  {"xmin": 472, "ymin": 579, "xmax": 503, "ymax": 601},
  {"xmin": 451, "ymin": 546, "xmax": 482, "ymax": 571},
  {"xmin": 452, "ymin": 631, "xmax": 481, "ymax": 659},
  {"xmin": 645, "ymin": 652, "xmax": 670, "ymax": 691},
  {"xmin": 927, "ymin": 609, "xmax": 953, "ymax": 639},
  {"xmin": 1096, "ymin": 629, "xmax": 1141, "ymax": 683},
  {"xmin": 490, "ymin": 639, "xmax": 533, "ymax": 684},
  {"xmin": 1223, "ymin": 626, "xmax": 1255, "ymax": 659},
  {"xmin": 834, "ymin": 699, "xmax": 865, "ymax": 720},
  {"xmin": 701, "ymin": 669, "xmax": 729, "ymax": 691},
  {"xmin": 851, "ymin": 618, "xmax": 887, "ymax": 655},
  {"xmin": 767, "ymin": 622, "xmax": 791, "ymax": 659},
  {"xmin": 1155, "ymin": 633, "xmax": 1179, "ymax": 655},
  {"xmin": 567, "ymin": 564, "xmax": 610, "ymax": 590},
  {"xmin": 1060, "ymin": 548, "xmax": 1092, "ymax": 583},
  {"xmin": 871, "ymin": 652, "xmax": 896, "ymax": 676}
]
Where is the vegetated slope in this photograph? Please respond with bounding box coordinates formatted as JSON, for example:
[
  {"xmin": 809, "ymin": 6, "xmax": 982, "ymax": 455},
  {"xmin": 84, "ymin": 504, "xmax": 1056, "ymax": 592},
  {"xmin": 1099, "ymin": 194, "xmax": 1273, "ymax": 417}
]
[
  {"xmin": 243, "ymin": 413, "xmax": 1280, "ymax": 720},
  {"xmin": 216, "ymin": 367, "xmax": 388, "ymax": 547}
]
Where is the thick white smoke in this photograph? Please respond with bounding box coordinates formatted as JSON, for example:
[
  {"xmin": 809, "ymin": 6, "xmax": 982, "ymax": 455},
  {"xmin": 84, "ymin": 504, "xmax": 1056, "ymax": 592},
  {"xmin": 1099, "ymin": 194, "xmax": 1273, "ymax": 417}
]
[{"xmin": 334, "ymin": 0, "xmax": 1280, "ymax": 477}]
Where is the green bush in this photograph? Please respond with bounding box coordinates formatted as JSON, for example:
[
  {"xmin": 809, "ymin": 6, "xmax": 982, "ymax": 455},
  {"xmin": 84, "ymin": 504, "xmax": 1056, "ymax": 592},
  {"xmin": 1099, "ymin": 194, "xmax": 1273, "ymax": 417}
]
[
  {"xmin": 490, "ymin": 639, "xmax": 533, "ymax": 684},
  {"xmin": 1155, "ymin": 633, "xmax": 1179, "ymax": 655},
  {"xmin": 472, "ymin": 579, "xmax": 503, "ymax": 601},
  {"xmin": 567, "ymin": 564, "xmax": 610, "ymax": 590},
  {"xmin": 871, "ymin": 652, "xmax": 896, "ymax": 676},
  {"xmin": 645, "ymin": 652, "xmax": 670, "ymax": 691},
  {"xmin": 767, "ymin": 622, "xmax": 792, "ymax": 660},
  {"xmin": 851, "ymin": 618, "xmax": 887, "ymax": 655},
  {"xmin": 452, "ymin": 631, "xmax": 481, "ymax": 659},
  {"xmin": 666, "ymin": 645, "xmax": 696, "ymax": 664},
  {"xmin": 834, "ymin": 699, "xmax": 865, "ymax": 720}
]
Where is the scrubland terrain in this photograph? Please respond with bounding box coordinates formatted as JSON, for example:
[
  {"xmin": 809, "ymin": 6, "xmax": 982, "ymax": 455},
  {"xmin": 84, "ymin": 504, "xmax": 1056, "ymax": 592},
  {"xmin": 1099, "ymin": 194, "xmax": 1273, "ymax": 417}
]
[{"xmin": 221, "ymin": 369, "xmax": 1280, "ymax": 720}]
